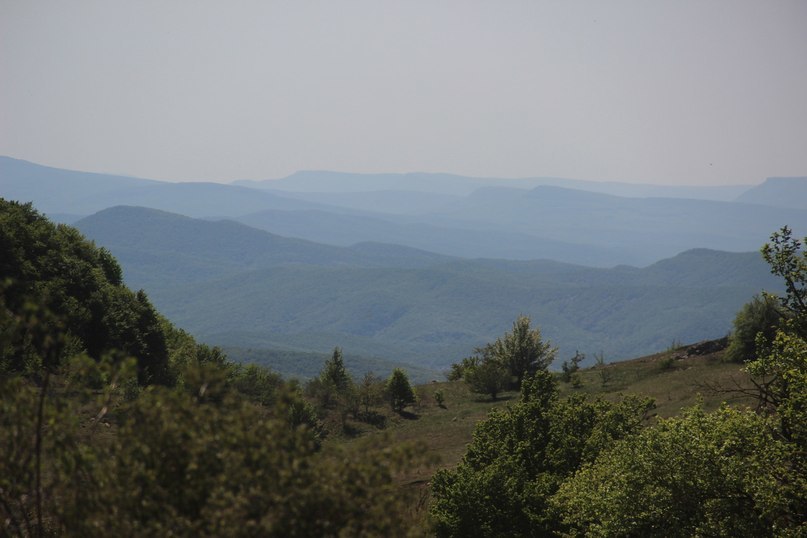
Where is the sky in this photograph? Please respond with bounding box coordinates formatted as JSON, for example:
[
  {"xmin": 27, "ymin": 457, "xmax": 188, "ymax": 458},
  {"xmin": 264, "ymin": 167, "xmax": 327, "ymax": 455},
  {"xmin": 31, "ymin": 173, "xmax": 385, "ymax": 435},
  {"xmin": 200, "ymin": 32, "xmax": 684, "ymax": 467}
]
[{"xmin": 1, "ymin": 1, "xmax": 806, "ymax": 186}]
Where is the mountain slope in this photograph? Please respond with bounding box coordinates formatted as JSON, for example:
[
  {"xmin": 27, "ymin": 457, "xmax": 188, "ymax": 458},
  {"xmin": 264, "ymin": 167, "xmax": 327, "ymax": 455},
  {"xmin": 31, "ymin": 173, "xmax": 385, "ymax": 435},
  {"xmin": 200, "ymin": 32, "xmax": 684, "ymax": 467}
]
[
  {"xmin": 149, "ymin": 252, "xmax": 776, "ymax": 369},
  {"xmin": 73, "ymin": 207, "xmax": 780, "ymax": 369},
  {"xmin": 237, "ymin": 183, "xmax": 807, "ymax": 266},
  {"xmin": 427, "ymin": 185, "xmax": 807, "ymax": 262},
  {"xmin": 0, "ymin": 156, "xmax": 158, "ymax": 214},
  {"xmin": 74, "ymin": 206, "xmax": 456, "ymax": 286},
  {"xmin": 734, "ymin": 176, "xmax": 807, "ymax": 210},
  {"xmin": 235, "ymin": 208, "xmax": 629, "ymax": 267},
  {"xmin": 0, "ymin": 156, "xmax": 334, "ymax": 217}
]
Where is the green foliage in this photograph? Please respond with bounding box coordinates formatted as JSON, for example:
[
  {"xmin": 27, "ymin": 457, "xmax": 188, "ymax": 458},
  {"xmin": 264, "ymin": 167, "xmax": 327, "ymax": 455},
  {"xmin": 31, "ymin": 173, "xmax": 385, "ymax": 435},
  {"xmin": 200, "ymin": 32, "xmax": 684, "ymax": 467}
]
[
  {"xmin": 0, "ymin": 199, "xmax": 171, "ymax": 384},
  {"xmin": 305, "ymin": 349, "xmax": 359, "ymax": 424},
  {"xmin": 456, "ymin": 316, "xmax": 556, "ymax": 401},
  {"xmin": 726, "ymin": 294, "xmax": 785, "ymax": 362},
  {"xmin": 321, "ymin": 346, "xmax": 350, "ymax": 392},
  {"xmin": 549, "ymin": 228, "xmax": 807, "ymax": 536},
  {"xmin": 464, "ymin": 357, "xmax": 509, "ymax": 400},
  {"xmin": 0, "ymin": 345, "xmax": 421, "ymax": 537},
  {"xmin": 594, "ymin": 351, "xmax": 611, "ymax": 386},
  {"xmin": 386, "ymin": 368, "xmax": 416, "ymax": 413},
  {"xmin": 747, "ymin": 329, "xmax": 807, "ymax": 443},
  {"xmin": 560, "ymin": 350, "xmax": 584, "ymax": 382},
  {"xmin": 0, "ymin": 204, "xmax": 427, "ymax": 534},
  {"xmin": 478, "ymin": 315, "xmax": 555, "ymax": 388},
  {"xmin": 358, "ymin": 372, "xmax": 385, "ymax": 415},
  {"xmin": 430, "ymin": 371, "xmax": 654, "ymax": 536},
  {"xmin": 761, "ymin": 226, "xmax": 807, "ymax": 336},
  {"xmin": 447, "ymin": 356, "xmax": 477, "ymax": 381},
  {"xmin": 553, "ymin": 405, "xmax": 796, "ymax": 537},
  {"xmin": 434, "ymin": 389, "xmax": 445, "ymax": 408},
  {"xmin": 230, "ymin": 363, "xmax": 284, "ymax": 407}
]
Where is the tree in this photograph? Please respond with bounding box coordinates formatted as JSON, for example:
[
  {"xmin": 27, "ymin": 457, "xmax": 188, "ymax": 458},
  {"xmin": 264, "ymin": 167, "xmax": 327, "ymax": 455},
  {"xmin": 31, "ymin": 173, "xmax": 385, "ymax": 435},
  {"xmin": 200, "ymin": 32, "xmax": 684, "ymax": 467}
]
[
  {"xmin": 480, "ymin": 315, "xmax": 555, "ymax": 388},
  {"xmin": 307, "ymin": 347, "xmax": 353, "ymax": 411},
  {"xmin": 464, "ymin": 357, "xmax": 509, "ymax": 400},
  {"xmin": 358, "ymin": 372, "xmax": 384, "ymax": 415},
  {"xmin": 761, "ymin": 226, "xmax": 807, "ymax": 337},
  {"xmin": 0, "ymin": 199, "xmax": 172, "ymax": 385},
  {"xmin": 447, "ymin": 356, "xmax": 478, "ymax": 381},
  {"xmin": 594, "ymin": 351, "xmax": 611, "ymax": 386},
  {"xmin": 321, "ymin": 347, "xmax": 350, "ymax": 392},
  {"xmin": 750, "ymin": 227, "xmax": 807, "ymax": 445},
  {"xmin": 386, "ymin": 368, "xmax": 416, "ymax": 413},
  {"xmin": 726, "ymin": 294, "xmax": 785, "ymax": 363},
  {"xmin": 560, "ymin": 350, "xmax": 584, "ymax": 382}
]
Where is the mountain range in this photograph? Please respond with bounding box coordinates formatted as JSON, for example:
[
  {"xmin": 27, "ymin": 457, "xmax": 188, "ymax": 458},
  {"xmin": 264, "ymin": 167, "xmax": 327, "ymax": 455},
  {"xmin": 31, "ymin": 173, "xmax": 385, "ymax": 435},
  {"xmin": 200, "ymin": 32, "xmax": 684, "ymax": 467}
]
[
  {"xmin": 2, "ymin": 155, "xmax": 803, "ymax": 375},
  {"xmin": 74, "ymin": 206, "xmax": 781, "ymax": 371},
  {"xmin": 3, "ymin": 156, "xmax": 807, "ymax": 267}
]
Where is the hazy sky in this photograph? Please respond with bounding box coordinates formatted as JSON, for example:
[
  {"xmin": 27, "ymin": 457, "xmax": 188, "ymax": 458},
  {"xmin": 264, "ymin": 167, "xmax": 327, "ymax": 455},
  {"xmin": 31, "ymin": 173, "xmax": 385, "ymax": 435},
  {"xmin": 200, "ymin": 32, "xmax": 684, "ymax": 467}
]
[{"xmin": 2, "ymin": 1, "xmax": 806, "ymax": 185}]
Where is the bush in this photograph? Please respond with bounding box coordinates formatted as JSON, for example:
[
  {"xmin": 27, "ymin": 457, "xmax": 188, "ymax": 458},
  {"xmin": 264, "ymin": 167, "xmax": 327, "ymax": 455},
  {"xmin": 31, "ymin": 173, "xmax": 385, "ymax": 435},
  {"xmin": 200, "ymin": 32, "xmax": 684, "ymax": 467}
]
[{"xmin": 726, "ymin": 294, "xmax": 785, "ymax": 362}]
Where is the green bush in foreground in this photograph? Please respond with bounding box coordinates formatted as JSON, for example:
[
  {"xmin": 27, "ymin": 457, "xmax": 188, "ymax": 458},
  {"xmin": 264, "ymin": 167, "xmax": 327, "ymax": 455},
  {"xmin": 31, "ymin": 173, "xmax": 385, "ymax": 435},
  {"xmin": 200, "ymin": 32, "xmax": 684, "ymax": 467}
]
[
  {"xmin": 430, "ymin": 372, "xmax": 654, "ymax": 537},
  {"xmin": 0, "ymin": 357, "xmax": 424, "ymax": 537}
]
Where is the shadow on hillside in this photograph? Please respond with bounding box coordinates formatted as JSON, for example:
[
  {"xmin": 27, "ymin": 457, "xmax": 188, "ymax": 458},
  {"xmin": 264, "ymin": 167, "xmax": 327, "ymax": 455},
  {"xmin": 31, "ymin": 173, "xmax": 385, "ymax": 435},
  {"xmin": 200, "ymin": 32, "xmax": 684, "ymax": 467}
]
[
  {"xmin": 398, "ymin": 410, "xmax": 419, "ymax": 420},
  {"xmin": 474, "ymin": 394, "xmax": 515, "ymax": 404},
  {"xmin": 356, "ymin": 410, "xmax": 387, "ymax": 429}
]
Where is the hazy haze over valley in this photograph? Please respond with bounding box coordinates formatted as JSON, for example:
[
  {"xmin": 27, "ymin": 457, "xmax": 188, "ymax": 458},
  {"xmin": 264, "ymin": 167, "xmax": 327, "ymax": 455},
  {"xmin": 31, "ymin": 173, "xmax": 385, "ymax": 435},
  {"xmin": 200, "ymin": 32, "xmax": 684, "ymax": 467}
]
[{"xmin": 1, "ymin": 156, "xmax": 800, "ymax": 377}]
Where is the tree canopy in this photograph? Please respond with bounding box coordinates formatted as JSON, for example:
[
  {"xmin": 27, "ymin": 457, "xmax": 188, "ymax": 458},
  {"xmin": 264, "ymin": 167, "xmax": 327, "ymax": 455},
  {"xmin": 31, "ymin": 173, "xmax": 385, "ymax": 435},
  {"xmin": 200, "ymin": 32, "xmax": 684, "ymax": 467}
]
[
  {"xmin": 479, "ymin": 315, "xmax": 555, "ymax": 388},
  {"xmin": 0, "ymin": 199, "xmax": 170, "ymax": 383}
]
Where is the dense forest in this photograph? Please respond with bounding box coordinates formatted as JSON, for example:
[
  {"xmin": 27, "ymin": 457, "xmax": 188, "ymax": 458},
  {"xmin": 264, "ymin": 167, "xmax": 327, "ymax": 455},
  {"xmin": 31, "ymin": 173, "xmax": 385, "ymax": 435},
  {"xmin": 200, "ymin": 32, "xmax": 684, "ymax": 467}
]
[{"xmin": 1, "ymin": 198, "xmax": 805, "ymax": 536}]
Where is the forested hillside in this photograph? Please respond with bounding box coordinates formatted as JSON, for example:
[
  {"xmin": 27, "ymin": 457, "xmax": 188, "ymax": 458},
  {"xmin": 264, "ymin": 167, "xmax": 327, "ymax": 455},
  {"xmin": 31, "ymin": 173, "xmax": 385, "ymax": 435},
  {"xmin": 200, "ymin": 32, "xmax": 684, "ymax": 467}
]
[{"xmin": 74, "ymin": 205, "xmax": 781, "ymax": 371}]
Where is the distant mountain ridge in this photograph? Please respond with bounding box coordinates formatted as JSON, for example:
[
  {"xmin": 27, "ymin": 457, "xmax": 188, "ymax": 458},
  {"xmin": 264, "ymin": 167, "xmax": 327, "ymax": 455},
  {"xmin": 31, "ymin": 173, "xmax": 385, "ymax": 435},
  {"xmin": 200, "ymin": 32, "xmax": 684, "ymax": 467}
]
[
  {"xmin": 4, "ymin": 156, "xmax": 806, "ymax": 267},
  {"xmin": 235, "ymin": 169, "xmax": 752, "ymax": 200},
  {"xmin": 0, "ymin": 156, "xmax": 330, "ymax": 217},
  {"xmin": 734, "ymin": 176, "xmax": 807, "ymax": 210},
  {"xmin": 75, "ymin": 206, "xmax": 453, "ymax": 285},
  {"xmin": 74, "ymin": 206, "xmax": 782, "ymax": 370}
]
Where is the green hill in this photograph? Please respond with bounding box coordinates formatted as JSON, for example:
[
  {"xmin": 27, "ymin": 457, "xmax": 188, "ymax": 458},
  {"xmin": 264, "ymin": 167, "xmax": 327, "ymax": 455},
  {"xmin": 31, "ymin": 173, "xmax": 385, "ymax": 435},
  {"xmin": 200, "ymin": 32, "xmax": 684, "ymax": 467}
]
[{"xmin": 73, "ymin": 206, "xmax": 781, "ymax": 369}]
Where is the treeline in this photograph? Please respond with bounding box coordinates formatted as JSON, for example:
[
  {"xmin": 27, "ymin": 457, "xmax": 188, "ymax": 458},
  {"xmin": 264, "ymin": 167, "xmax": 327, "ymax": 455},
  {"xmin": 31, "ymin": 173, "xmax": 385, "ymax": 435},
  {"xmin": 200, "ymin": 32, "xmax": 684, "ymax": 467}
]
[{"xmin": 0, "ymin": 200, "xmax": 425, "ymax": 536}]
